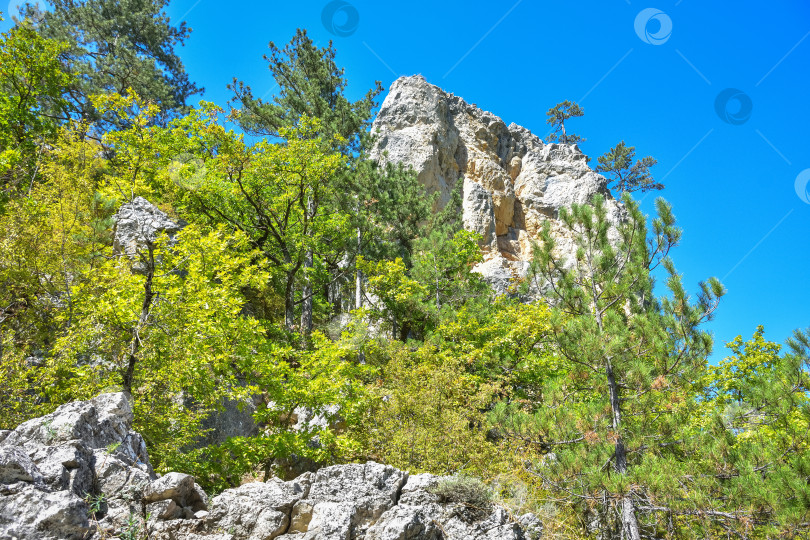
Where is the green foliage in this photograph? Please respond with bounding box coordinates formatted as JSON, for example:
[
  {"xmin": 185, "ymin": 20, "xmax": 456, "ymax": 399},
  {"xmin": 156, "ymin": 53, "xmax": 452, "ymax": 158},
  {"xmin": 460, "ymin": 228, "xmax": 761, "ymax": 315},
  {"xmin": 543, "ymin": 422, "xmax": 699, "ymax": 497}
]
[
  {"xmin": 348, "ymin": 297, "xmax": 556, "ymax": 484},
  {"xmin": 596, "ymin": 140, "xmax": 662, "ymax": 194},
  {"xmin": 357, "ymin": 256, "xmax": 428, "ymax": 340},
  {"xmin": 229, "ymin": 28, "xmax": 381, "ymax": 153},
  {"xmin": 0, "ymin": 22, "xmax": 72, "ymax": 199},
  {"xmin": 355, "ymin": 338, "xmax": 502, "ymax": 476},
  {"xmin": 0, "ymin": 130, "xmax": 112, "ymax": 382},
  {"xmin": 358, "ymin": 228, "xmax": 489, "ymax": 340},
  {"xmin": 84, "ymin": 492, "xmax": 105, "ymax": 518},
  {"xmin": 430, "ymin": 298, "xmax": 556, "ymax": 387},
  {"xmin": 411, "ymin": 229, "xmax": 487, "ymax": 313},
  {"xmin": 545, "ymin": 100, "xmax": 585, "ymax": 144},
  {"xmin": 687, "ymin": 327, "xmax": 810, "ymax": 536},
  {"xmin": 0, "ymin": 336, "xmax": 44, "ymax": 429},
  {"xmin": 338, "ymin": 158, "xmax": 434, "ymax": 268},
  {"xmin": 122, "ymin": 512, "xmax": 145, "ymax": 540},
  {"xmin": 25, "ymin": 0, "xmax": 200, "ymax": 129},
  {"xmin": 179, "ymin": 330, "xmax": 372, "ymax": 492},
  {"xmin": 45, "ymin": 224, "xmax": 270, "ymax": 467},
  {"xmin": 96, "ymin": 95, "xmax": 352, "ymax": 331}
]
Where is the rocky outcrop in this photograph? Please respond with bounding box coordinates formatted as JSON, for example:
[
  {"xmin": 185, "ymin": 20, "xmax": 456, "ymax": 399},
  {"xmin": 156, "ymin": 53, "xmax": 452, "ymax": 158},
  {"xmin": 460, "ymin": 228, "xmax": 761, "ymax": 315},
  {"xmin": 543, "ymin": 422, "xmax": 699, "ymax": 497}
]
[
  {"xmin": 371, "ymin": 75, "xmax": 625, "ymax": 293},
  {"xmin": 0, "ymin": 393, "xmax": 156, "ymax": 539},
  {"xmin": 0, "ymin": 394, "xmax": 541, "ymax": 539},
  {"xmin": 113, "ymin": 196, "xmax": 183, "ymax": 274}
]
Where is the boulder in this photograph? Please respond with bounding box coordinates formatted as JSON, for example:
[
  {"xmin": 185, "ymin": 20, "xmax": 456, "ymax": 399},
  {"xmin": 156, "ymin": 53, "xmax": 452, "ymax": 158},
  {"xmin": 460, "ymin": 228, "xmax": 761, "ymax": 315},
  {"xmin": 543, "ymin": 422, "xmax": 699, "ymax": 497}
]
[
  {"xmin": 0, "ymin": 486, "xmax": 91, "ymax": 540},
  {"xmin": 203, "ymin": 475, "xmax": 311, "ymax": 539},
  {"xmin": 113, "ymin": 196, "xmax": 183, "ymax": 274},
  {"xmin": 0, "ymin": 392, "xmax": 155, "ymax": 540},
  {"xmin": 0, "ymin": 394, "xmax": 541, "ymax": 539}
]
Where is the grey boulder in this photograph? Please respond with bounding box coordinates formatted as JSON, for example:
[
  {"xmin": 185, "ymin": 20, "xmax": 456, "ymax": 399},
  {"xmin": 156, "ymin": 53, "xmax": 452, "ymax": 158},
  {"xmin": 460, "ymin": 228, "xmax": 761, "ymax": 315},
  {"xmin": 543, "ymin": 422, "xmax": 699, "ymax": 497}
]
[{"xmin": 0, "ymin": 393, "xmax": 540, "ymax": 539}]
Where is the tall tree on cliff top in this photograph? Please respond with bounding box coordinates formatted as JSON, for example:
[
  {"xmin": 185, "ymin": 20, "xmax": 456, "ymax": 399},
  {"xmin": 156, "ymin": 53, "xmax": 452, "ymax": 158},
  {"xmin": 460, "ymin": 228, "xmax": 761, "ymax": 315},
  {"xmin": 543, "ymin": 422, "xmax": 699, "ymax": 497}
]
[
  {"xmin": 597, "ymin": 141, "xmax": 663, "ymax": 194},
  {"xmin": 22, "ymin": 0, "xmax": 201, "ymax": 130},
  {"xmin": 492, "ymin": 194, "xmax": 724, "ymax": 538},
  {"xmin": 546, "ymin": 100, "xmax": 585, "ymax": 144}
]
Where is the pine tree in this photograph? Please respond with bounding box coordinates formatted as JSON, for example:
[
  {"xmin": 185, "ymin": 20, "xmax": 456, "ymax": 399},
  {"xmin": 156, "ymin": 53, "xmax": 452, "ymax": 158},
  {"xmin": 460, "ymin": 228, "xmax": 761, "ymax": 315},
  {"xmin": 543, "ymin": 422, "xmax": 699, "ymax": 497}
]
[
  {"xmin": 229, "ymin": 28, "xmax": 381, "ymax": 154},
  {"xmin": 335, "ymin": 157, "xmax": 433, "ymax": 314},
  {"xmin": 23, "ymin": 0, "xmax": 201, "ymax": 130},
  {"xmin": 596, "ymin": 141, "xmax": 663, "ymax": 194},
  {"xmin": 545, "ymin": 100, "xmax": 585, "ymax": 144},
  {"xmin": 494, "ymin": 193, "xmax": 724, "ymax": 538}
]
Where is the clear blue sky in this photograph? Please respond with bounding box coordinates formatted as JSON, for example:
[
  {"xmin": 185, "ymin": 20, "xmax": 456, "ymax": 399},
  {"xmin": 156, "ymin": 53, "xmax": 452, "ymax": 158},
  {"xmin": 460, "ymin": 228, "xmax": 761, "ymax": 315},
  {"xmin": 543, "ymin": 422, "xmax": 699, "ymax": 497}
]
[{"xmin": 4, "ymin": 0, "xmax": 809, "ymax": 361}]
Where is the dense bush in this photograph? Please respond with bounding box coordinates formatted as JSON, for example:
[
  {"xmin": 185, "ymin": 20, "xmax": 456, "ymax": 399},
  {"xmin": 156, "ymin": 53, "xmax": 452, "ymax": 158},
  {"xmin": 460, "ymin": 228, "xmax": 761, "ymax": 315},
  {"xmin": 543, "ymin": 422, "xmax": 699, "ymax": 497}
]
[{"xmin": 431, "ymin": 475, "xmax": 493, "ymax": 522}]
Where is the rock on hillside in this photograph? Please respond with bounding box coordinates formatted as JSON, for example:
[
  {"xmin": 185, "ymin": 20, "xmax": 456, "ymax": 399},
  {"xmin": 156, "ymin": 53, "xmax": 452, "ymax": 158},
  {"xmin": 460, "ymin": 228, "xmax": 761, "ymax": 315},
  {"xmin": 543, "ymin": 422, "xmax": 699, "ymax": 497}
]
[
  {"xmin": 112, "ymin": 196, "xmax": 184, "ymax": 274},
  {"xmin": 371, "ymin": 75, "xmax": 625, "ymax": 293},
  {"xmin": 0, "ymin": 393, "xmax": 541, "ymax": 539}
]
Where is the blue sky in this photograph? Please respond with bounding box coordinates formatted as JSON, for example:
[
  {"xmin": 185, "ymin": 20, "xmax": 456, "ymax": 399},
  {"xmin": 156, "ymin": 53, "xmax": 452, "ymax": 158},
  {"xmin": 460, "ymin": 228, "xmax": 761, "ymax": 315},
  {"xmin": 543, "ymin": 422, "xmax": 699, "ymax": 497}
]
[{"xmin": 3, "ymin": 0, "xmax": 809, "ymax": 361}]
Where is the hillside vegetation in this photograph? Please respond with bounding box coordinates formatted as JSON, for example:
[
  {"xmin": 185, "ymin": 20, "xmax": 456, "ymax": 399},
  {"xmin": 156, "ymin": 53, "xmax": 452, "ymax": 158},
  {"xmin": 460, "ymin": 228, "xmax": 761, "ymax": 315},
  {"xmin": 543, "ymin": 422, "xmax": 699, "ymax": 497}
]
[{"xmin": 1, "ymin": 4, "xmax": 808, "ymax": 538}]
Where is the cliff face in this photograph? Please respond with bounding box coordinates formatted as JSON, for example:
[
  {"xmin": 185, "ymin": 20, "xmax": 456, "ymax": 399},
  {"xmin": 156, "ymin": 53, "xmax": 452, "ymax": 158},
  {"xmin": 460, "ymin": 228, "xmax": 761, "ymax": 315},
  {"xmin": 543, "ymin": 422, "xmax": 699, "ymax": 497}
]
[{"xmin": 370, "ymin": 75, "xmax": 624, "ymax": 292}]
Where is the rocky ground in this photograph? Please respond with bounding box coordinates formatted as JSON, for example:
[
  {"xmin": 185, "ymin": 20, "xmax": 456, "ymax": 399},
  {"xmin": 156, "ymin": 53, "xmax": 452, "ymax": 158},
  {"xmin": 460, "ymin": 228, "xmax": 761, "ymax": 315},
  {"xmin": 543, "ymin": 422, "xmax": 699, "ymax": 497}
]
[{"xmin": 0, "ymin": 393, "xmax": 542, "ymax": 539}]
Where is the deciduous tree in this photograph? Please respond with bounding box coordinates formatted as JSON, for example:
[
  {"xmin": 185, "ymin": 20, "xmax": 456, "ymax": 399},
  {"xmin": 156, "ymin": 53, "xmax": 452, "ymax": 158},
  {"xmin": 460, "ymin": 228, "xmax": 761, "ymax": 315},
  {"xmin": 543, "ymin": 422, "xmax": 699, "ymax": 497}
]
[{"xmin": 0, "ymin": 22, "xmax": 72, "ymax": 200}]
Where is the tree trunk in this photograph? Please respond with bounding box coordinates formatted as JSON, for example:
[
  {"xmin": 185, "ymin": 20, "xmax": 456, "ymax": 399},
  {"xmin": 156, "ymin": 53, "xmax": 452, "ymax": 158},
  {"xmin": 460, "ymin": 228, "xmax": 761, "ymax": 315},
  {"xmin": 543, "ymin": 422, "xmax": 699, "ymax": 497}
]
[
  {"xmin": 355, "ymin": 227, "xmax": 362, "ymax": 310},
  {"xmin": 621, "ymin": 497, "xmax": 641, "ymax": 540},
  {"xmin": 284, "ymin": 273, "xmax": 295, "ymax": 332},
  {"xmin": 435, "ymin": 274, "xmax": 440, "ymax": 311},
  {"xmin": 123, "ymin": 247, "xmax": 155, "ymax": 394},
  {"xmin": 606, "ymin": 360, "xmax": 641, "ymax": 540},
  {"xmin": 299, "ymin": 195, "xmax": 315, "ymax": 344},
  {"xmin": 355, "ymin": 227, "xmax": 365, "ymax": 363},
  {"xmin": 300, "ymin": 248, "xmax": 313, "ymax": 345}
]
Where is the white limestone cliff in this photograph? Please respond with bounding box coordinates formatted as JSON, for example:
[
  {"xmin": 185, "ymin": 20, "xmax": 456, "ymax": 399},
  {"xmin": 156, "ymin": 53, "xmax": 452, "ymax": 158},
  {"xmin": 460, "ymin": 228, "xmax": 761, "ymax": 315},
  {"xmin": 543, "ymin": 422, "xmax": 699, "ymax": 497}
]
[{"xmin": 370, "ymin": 75, "xmax": 625, "ymax": 293}]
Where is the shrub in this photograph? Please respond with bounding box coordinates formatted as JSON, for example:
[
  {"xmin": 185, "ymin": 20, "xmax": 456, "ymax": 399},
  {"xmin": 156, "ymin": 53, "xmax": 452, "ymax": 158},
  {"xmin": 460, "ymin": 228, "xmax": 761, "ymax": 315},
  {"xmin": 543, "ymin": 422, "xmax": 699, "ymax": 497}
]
[{"xmin": 431, "ymin": 475, "xmax": 493, "ymax": 522}]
